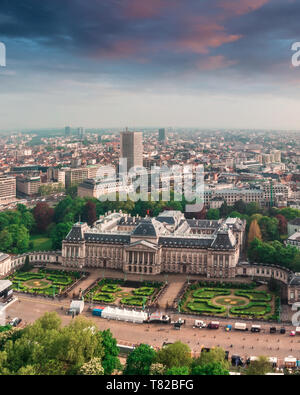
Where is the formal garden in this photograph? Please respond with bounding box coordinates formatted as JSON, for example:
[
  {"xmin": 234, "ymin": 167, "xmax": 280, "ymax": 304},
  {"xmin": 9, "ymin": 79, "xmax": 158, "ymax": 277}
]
[
  {"xmin": 179, "ymin": 281, "xmax": 280, "ymax": 321},
  {"xmin": 8, "ymin": 268, "xmax": 84, "ymax": 296},
  {"xmin": 84, "ymin": 278, "xmax": 164, "ymax": 307}
]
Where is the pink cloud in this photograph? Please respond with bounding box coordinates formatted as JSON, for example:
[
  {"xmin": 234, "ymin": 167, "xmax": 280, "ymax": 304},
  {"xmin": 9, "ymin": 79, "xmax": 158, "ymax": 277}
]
[
  {"xmin": 93, "ymin": 39, "xmax": 142, "ymax": 60},
  {"xmin": 176, "ymin": 21, "xmax": 241, "ymax": 54},
  {"xmin": 197, "ymin": 55, "xmax": 237, "ymax": 70},
  {"xmin": 123, "ymin": 0, "xmax": 166, "ymax": 19},
  {"xmin": 218, "ymin": 0, "xmax": 270, "ymax": 15}
]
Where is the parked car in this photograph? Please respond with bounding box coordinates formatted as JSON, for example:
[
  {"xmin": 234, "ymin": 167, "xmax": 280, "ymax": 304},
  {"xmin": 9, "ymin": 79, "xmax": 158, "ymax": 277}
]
[
  {"xmin": 194, "ymin": 320, "xmax": 206, "ymax": 329},
  {"xmin": 280, "ymin": 327, "xmax": 286, "ymax": 334},
  {"xmin": 290, "ymin": 331, "xmax": 296, "ymax": 337},
  {"xmin": 270, "ymin": 327, "xmax": 277, "ymax": 334},
  {"xmin": 251, "ymin": 325, "xmax": 261, "ymax": 333},
  {"xmin": 207, "ymin": 321, "xmax": 220, "ymax": 329},
  {"xmin": 9, "ymin": 317, "xmax": 22, "ymax": 327}
]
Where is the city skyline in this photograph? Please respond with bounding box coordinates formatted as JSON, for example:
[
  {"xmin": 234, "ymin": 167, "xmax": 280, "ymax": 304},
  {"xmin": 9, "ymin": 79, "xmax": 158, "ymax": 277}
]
[{"xmin": 0, "ymin": 0, "xmax": 300, "ymax": 130}]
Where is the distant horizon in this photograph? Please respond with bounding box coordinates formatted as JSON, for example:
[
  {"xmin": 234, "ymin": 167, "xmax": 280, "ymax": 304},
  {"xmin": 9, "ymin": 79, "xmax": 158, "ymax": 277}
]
[{"xmin": 1, "ymin": 126, "xmax": 300, "ymax": 135}]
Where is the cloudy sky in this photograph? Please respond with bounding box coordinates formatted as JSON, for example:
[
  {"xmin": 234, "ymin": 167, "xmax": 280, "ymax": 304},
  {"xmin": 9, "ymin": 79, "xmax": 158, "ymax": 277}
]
[{"xmin": 0, "ymin": 0, "xmax": 300, "ymax": 131}]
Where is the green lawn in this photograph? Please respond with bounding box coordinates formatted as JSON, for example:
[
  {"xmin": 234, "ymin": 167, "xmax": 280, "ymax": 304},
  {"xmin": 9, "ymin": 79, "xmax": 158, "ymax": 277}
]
[{"xmin": 29, "ymin": 235, "xmax": 53, "ymax": 251}]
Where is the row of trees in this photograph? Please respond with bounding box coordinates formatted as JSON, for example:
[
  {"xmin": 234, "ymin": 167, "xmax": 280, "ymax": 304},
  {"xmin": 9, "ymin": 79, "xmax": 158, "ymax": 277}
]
[
  {"xmin": 124, "ymin": 342, "xmax": 274, "ymax": 376},
  {"xmin": 0, "ymin": 313, "xmax": 120, "ymax": 375},
  {"xmin": 248, "ymin": 238, "xmax": 300, "ymax": 272}
]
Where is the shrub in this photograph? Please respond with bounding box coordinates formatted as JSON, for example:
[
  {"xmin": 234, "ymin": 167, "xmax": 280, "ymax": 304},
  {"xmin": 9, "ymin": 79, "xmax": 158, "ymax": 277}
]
[
  {"xmin": 133, "ymin": 287, "xmax": 155, "ymax": 296},
  {"xmin": 93, "ymin": 293, "xmax": 116, "ymax": 303}
]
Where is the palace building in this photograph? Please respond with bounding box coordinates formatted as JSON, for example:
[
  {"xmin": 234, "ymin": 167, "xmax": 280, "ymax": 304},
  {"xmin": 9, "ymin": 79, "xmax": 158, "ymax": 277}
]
[{"xmin": 62, "ymin": 210, "xmax": 246, "ymax": 278}]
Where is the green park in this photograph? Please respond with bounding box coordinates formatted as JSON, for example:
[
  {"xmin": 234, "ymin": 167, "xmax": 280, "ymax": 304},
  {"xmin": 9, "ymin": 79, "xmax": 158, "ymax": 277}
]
[
  {"xmin": 8, "ymin": 268, "xmax": 83, "ymax": 296},
  {"xmin": 85, "ymin": 278, "xmax": 164, "ymax": 307},
  {"xmin": 180, "ymin": 281, "xmax": 280, "ymax": 321}
]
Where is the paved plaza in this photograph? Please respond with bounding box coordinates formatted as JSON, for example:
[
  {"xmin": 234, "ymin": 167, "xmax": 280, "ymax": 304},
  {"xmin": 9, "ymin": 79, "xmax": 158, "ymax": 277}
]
[{"xmin": 5, "ymin": 293, "xmax": 300, "ymax": 364}]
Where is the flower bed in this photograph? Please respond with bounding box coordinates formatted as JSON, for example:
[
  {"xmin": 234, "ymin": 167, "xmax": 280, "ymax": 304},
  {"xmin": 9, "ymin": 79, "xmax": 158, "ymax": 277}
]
[
  {"xmin": 93, "ymin": 293, "xmax": 116, "ymax": 303},
  {"xmin": 120, "ymin": 296, "xmax": 145, "ymax": 306},
  {"xmin": 187, "ymin": 300, "xmax": 226, "ymax": 314},
  {"xmin": 234, "ymin": 290, "xmax": 272, "ymax": 302},
  {"xmin": 84, "ymin": 279, "xmax": 163, "ymax": 307},
  {"xmin": 192, "ymin": 288, "xmax": 231, "ymax": 299},
  {"xmin": 180, "ymin": 281, "xmax": 275, "ymax": 320},
  {"xmin": 8, "ymin": 269, "xmax": 82, "ymax": 296},
  {"xmin": 230, "ymin": 302, "xmax": 271, "ymax": 316},
  {"xmin": 101, "ymin": 284, "xmax": 121, "ymax": 293}
]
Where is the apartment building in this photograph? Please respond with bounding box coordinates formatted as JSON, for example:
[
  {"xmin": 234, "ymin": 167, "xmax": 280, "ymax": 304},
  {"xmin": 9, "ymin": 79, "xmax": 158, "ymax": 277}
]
[
  {"xmin": 0, "ymin": 176, "xmax": 16, "ymax": 202},
  {"xmin": 204, "ymin": 188, "xmax": 264, "ymax": 207},
  {"xmin": 16, "ymin": 176, "xmax": 41, "ymax": 197},
  {"xmin": 63, "ymin": 165, "xmax": 101, "ymax": 188}
]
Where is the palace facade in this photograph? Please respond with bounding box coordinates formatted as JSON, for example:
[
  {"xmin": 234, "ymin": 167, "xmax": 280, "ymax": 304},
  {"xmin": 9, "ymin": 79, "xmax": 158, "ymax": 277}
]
[{"xmin": 62, "ymin": 210, "xmax": 246, "ymax": 278}]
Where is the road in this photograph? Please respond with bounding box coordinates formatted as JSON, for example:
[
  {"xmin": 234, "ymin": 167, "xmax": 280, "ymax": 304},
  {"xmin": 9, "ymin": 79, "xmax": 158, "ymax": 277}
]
[{"xmin": 5, "ymin": 296, "xmax": 300, "ymax": 363}]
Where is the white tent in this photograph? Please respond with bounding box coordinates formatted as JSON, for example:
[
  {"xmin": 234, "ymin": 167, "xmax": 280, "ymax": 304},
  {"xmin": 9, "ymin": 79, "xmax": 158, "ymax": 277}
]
[{"xmin": 101, "ymin": 307, "xmax": 147, "ymax": 324}]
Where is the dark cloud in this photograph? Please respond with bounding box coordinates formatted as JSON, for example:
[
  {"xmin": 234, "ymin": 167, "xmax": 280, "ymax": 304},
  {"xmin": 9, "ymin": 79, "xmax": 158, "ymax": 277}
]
[{"xmin": 0, "ymin": 0, "xmax": 299, "ymax": 86}]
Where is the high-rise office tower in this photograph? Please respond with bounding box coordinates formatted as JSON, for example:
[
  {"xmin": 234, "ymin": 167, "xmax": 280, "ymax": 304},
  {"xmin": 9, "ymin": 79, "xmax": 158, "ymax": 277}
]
[
  {"xmin": 120, "ymin": 130, "xmax": 143, "ymax": 171},
  {"xmin": 159, "ymin": 128, "xmax": 166, "ymax": 143},
  {"xmin": 65, "ymin": 126, "xmax": 71, "ymax": 137},
  {"xmin": 77, "ymin": 127, "xmax": 85, "ymax": 139}
]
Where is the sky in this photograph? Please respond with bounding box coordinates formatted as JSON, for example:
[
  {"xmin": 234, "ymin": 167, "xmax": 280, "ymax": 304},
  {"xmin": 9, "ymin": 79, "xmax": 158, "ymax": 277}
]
[{"xmin": 1, "ymin": 0, "xmax": 300, "ymax": 131}]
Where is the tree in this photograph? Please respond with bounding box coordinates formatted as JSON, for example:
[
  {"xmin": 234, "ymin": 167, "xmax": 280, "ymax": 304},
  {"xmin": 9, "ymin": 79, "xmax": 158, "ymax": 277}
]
[
  {"xmin": 124, "ymin": 344, "xmax": 156, "ymax": 375},
  {"xmin": 258, "ymin": 216, "xmax": 279, "ymax": 242},
  {"xmin": 191, "ymin": 362, "xmax": 229, "ymax": 375},
  {"xmin": 0, "ymin": 313, "xmax": 105, "ymax": 375},
  {"xmin": 276, "ymin": 214, "xmax": 288, "ymax": 235},
  {"xmin": 206, "ymin": 209, "xmax": 220, "ymax": 220},
  {"xmin": 83, "ymin": 201, "xmax": 97, "ymax": 226},
  {"xmin": 50, "ymin": 222, "xmax": 73, "ymax": 250},
  {"xmin": 248, "ymin": 219, "xmax": 262, "ymax": 244},
  {"xmin": 0, "ymin": 229, "xmax": 13, "ymax": 251},
  {"xmin": 33, "ymin": 202, "xmax": 54, "ymax": 233},
  {"xmin": 149, "ymin": 363, "xmax": 165, "ymax": 375},
  {"xmin": 278, "ymin": 207, "xmax": 300, "ymax": 221},
  {"xmin": 101, "ymin": 329, "xmax": 121, "ymax": 374},
  {"xmin": 246, "ymin": 202, "xmax": 261, "ymax": 216},
  {"xmin": 156, "ymin": 341, "xmax": 192, "ymax": 369},
  {"xmin": 165, "ymin": 366, "xmax": 190, "ymax": 375},
  {"xmin": 66, "ymin": 185, "xmax": 78, "ymax": 199},
  {"xmin": 79, "ymin": 358, "xmax": 104, "ymax": 375},
  {"xmin": 193, "ymin": 347, "xmax": 229, "ymax": 370},
  {"xmin": 7, "ymin": 224, "xmax": 30, "ymax": 253},
  {"xmin": 246, "ymin": 356, "xmax": 273, "ymax": 375},
  {"xmin": 219, "ymin": 201, "xmax": 229, "ymax": 218},
  {"xmin": 233, "ymin": 199, "xmax": 247, "ymax": 214}
]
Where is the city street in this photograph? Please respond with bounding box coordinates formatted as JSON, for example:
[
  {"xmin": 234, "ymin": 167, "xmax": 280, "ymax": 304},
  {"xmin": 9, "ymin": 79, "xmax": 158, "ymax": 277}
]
[{"xmin": 5, "ymin": 295, "xmax": 300, "ymax": 364}]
